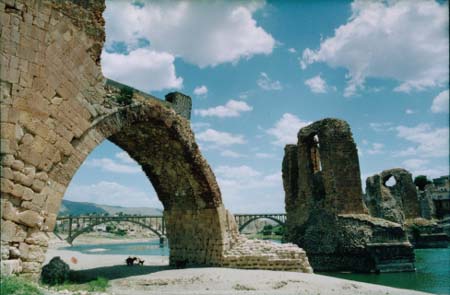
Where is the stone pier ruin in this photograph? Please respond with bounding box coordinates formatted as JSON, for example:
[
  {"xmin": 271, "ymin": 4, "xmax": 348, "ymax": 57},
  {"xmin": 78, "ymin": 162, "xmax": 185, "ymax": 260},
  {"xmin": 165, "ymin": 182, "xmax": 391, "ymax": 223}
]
[
  {"xmin": 283, "ymin": 118, "xmax": 415, "ymax": 272},
  {"xmin": 0, "ymin": 0, "xmax": 312, "ymax": 278},
  {"xmin": 365, "ymin": 169, "xmax": 448, "ymax": 248}
]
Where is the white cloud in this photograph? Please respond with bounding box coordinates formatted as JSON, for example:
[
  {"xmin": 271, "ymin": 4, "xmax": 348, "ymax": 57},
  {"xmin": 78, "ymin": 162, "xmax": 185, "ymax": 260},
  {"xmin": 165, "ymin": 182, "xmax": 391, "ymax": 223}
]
[
  {"xmin": 193, "ymin": 85, "xmax": 208, "ymax": 97},
  {"xmin": 366, "ymin": 143, "xmax": 384, "ymax": 155},
  {"xmin": 102, "ymin": 49, "xmax": 183, "ymax": 92},
  {"xmin": 395, "ymin": 123, "xmax": 449, "ymax": 157},
  {"xmin": 105, "ymin": 1, "xmax": 275, "ymax": 68},
  {"xmin": 431, "ymin": 89, "xmax": 449, "ymax": 113},
  {"xmin": 257, "ymin": 72, "xmax": 283, "ymax": 91},
  {"xmin": 255, "ymin": 153, "xmax": 274, "ymax": 159},
  {"xmin": 266, "ymin": 113, "xmax": 311, "ymax": 146},
  {"xmin": 214, "ymin": 165, "xmax": 283, "ymax": 212},
  {"xmin": 115, "ymin": 151, "xmax": 135, "ymax": 164},
  {"xmin": 288, "ymin": 48, "xmax": 296, "ymax": 53},
  {"xmin": 402, "ymin": 159, "xmax": 448, "ymax": 179},
  {"xmin": 405, "ymin": 109, "xmax": 415, "ymax": 115},
  {"xmin": 215, "ymin": 165, "xmax": 261, "ymax": 179},
  {"xmin": 220, "ymin": 150, "xmax": 245, "ymax": 158},
  {"xmin": 369, "ymin": 122, "xmax": 393, "ymax": 132},
  {"xmin": 65, "ymin": 181, "xmax": 160, "ymax": 208},
  {"xmin": 86, "ymin": 157, "xmax": 141, "ymax": 174},
  {"xmin": 194, "ymin": 100, "xmax": 252, "ymax": 118},
  {"xmin": 196, "ymin": 128, "xmax": 246, "ymax": 147},
  {"xmin": 304, "ymin": 75, "xmax": 327, "ymax": 93},
  {"xmin": 301, "ymin": 0, "xmax": 449, "ymax": 96}
]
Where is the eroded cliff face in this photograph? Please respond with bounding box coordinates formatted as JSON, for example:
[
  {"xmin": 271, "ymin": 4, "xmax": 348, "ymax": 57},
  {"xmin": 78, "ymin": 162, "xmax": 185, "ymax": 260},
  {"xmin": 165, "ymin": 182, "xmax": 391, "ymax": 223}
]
[{"xmin": 283, "ymin": 118, "xmax": 415, "ymax": 272}]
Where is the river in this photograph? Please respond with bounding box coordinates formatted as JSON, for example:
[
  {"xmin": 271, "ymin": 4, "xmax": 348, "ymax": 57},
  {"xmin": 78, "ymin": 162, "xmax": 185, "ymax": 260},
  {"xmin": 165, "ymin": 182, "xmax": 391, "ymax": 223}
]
[{"xmin": 63, "ymin": 241, "xmax": 449, "ymax": 294}]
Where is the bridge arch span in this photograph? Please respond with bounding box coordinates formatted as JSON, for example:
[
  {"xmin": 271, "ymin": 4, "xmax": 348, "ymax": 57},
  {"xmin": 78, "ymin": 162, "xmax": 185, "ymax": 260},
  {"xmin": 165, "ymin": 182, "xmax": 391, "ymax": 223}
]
[
  {"xmin": 238, "ymin": 216, "xmax": 285, "ymax": 232},
  {"xmin": 66, "ymin": 219, "xmax": 163, "ymax": 244}
]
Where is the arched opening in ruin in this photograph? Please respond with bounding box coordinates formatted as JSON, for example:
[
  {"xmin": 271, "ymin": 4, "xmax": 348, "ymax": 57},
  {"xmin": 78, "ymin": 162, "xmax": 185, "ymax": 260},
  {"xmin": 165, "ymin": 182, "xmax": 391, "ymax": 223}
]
[
  {"xmin": 309, "ymin": 134, "xmax": 322, "ymax": 173},
  {"xmin": 54, "ymin": 139, "xmax": 167, "ymax": 254},
  {"xmin": 46, "ymin": 103, "xmax": 230, "ymax": 268},
  {"xmin": 384, "ymin": 175, "xmax": 397, "ymax": 187}
]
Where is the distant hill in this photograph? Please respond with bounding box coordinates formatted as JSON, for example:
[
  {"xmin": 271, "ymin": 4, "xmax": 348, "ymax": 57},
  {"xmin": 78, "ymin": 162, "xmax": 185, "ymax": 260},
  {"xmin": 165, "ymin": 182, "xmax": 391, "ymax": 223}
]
[{"xmin": 59, "ymin": 200, "xmax": 163, "ymax": 216}]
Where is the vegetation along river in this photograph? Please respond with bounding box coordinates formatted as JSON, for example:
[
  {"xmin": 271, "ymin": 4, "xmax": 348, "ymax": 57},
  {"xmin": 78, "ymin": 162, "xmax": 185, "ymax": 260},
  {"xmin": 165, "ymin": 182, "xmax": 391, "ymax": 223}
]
[{"xmin": 64, "ymin": 241, "xmax": 449, "ymax": 294}]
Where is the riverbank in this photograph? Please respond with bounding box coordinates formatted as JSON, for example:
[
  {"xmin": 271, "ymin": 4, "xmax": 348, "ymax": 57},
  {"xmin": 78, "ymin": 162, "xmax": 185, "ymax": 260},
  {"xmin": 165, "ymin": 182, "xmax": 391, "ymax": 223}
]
[
  {"xmin": 48, "ymin": 233, "xmax": 158, "ymax": 248},
  {"xmin": 43, "ymin": 248, "xmax": 433, "ymax": 295}
]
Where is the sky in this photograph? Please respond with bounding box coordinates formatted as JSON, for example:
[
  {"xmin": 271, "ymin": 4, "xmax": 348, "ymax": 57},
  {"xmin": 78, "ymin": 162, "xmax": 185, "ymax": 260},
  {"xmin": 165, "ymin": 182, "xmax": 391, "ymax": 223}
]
[{"xmin": 65, "ymin": 0, "xmax": 449, "ymax": 213}]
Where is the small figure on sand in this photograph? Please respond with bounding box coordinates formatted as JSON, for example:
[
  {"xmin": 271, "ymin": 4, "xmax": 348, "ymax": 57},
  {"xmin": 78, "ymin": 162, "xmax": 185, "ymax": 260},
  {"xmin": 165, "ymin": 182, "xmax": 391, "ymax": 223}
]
[{"xmin": 125, "ymin": 256, "xmax": 145, "ymax": 266}]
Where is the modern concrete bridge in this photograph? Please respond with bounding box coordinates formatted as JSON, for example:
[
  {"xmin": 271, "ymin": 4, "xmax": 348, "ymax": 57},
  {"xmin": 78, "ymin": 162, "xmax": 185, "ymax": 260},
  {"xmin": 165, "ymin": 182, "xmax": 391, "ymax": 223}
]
[{"xmin": 55, "ymin": 213, "xmax": 287, "ymax": 244}]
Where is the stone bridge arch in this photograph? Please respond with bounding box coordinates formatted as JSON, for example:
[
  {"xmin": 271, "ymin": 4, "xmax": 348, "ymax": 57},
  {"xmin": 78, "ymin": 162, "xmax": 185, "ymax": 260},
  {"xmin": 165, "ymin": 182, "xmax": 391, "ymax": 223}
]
[{"xmin": 1, "ymin": 0, "xmax": 312, "ymax": 278}]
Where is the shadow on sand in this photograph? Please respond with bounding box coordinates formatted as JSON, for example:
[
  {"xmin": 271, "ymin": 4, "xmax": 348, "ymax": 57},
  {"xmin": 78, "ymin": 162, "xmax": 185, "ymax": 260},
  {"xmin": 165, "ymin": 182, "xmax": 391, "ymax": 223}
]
[{"xmin": 69, "ymin": 264, "xmax": 171, "ymax": 283}]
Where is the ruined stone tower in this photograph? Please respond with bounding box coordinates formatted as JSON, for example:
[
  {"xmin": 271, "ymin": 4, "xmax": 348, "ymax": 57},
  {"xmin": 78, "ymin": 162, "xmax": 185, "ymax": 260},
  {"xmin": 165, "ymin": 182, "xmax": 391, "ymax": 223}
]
[
  {"xmin": 365, "ymin": 168, "xmax": 421, "ymax": 224},
  {"xmin": 283, "ymin": 118, "xmax": 415, "ymax": 272},
  {"xmin": 364, "ymin": 168, "xmax": 448, "ymax": 248}
]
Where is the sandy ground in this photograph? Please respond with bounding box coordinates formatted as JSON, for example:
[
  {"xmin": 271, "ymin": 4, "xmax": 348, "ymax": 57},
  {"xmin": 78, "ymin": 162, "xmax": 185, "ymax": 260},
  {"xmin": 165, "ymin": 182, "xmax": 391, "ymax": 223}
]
[{"xmin": 44, "ymin": 248, "xmax": 433, "ymax": 295}]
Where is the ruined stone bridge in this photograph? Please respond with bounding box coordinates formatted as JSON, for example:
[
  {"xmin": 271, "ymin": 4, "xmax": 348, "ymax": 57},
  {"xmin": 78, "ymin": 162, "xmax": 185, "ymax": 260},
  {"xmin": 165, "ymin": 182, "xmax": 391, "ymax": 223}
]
[
  {"xmin": 0, "ymin": 0, "xmax": 311, "ymax": 277},
  {"xmin": 54, "ymin": 213, "xmax": 287, "ymax": 244}
]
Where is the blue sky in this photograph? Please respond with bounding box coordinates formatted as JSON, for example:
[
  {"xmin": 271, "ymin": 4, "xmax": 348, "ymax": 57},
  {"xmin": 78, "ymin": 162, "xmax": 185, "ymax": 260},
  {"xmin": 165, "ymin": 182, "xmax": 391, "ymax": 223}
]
[{"xmin": 65, "ymin": 0, "xmax": 449, "ymax": 213}]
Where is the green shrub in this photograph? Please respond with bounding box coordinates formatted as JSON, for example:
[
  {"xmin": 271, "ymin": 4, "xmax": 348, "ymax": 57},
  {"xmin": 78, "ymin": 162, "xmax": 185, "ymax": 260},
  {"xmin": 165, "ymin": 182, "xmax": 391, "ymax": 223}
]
[
  {"xmin": 0, "ymin": 275, "xmax": 43, "ymax": 295},
  {"xmin": 116, "ymin": 86, "xmax": 133, "ymax": 105},
  {"xmin": 41, "ymin": 257, "xmax": 70, "ymax": 285},
  {"xmin": 87, "ymin": 277, "xmax": 109, "ymax": 292}
]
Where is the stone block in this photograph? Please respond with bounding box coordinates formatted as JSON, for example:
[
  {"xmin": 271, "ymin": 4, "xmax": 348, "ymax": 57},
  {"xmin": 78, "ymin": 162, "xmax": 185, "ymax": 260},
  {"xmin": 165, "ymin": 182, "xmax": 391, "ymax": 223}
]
[
  {"xmin": 19, "ymin": 242, "xmax": 45, "ymax": 262},
  {"xmin": 1, "ymin": 259, "xmax": 22, "ymax": 276},
  {"xmin": 11, "ymin": 159, "xmax": 24, "ymax": 171},
  {"xmin": 25, "ymin": 229, "xmax": 48, "ymax": 246},
  {"xmin": 10, "ymin": 183, "xmax": 25, "ymax": 198},
  {"xmin": 1, "ymin": 154, "xmax": 15, "ymax": 166},
  {"xmin": 1, "ymin": 220, "xmax": 27, "ymax": 242},
  {"xmin": 1, "ymin": 166, "xmax": 14, "ymax": 179},
  {"xmin": 21, "ymin": 261, "xmax": 41, "ymax": 273},
  {"xmin": 17, "ymin": 210, "xmax": 44, "ymax": 228},
  {"xmin": 0, "ymin": 178, "xmax": 14, "ymax": 194}
]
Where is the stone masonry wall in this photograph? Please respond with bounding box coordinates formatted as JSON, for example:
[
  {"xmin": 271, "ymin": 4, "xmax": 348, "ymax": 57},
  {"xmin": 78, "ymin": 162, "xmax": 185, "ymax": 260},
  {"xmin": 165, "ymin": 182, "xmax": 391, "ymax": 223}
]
[
  {"xmin": 283, "ymin": 118, "xmax": 415, "ymax": 272},
  {"xmin": 1, "ymin": 0, "xmax": 311, "ymax": 278}
]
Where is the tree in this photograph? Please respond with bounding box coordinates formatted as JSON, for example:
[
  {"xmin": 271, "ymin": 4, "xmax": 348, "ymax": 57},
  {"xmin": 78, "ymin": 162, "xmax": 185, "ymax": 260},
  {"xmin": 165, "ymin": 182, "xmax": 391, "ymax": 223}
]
[{"xmin": 414, "ymin": 175, "xmax": 432, "ymax": 191}]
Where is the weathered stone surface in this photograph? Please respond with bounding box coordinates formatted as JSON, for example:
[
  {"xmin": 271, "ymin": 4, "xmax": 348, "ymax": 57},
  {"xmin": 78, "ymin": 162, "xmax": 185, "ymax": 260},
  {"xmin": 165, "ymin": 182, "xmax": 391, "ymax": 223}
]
[
  {"xmin": 283, "ymin": 118, "xmax": 415, "ymax": 272},
  {"xmin": 364, "ymin": 168, "xmax": 420, "ymax": 224},
  {"xmin": 17, "ymin": 210, "xmax": 44, "ymax": 228},
  {"xmin": 1, "ymin": 220, "xmax": 27, "ymax": 243},
  {"xmin": 364, "ymin": 169, "xmax": 448, "ymax": 248},
  {"xmin": 1, "ymin": 0, "xmax": 311, "ymax": 277},
  {"xmin": 1, "ymin": 259, "xmax": 22, "ymax": 276},
  {"xmin": 25, "ymin": 229, "xmax": 49, "ymax": 246},
  {"xmin": 1, "ymin": 242, "xmax": 10, "ymax": 260},
  {"xmin": 19, "ymin": 242, "xmax": 46, "ymax": 262}
]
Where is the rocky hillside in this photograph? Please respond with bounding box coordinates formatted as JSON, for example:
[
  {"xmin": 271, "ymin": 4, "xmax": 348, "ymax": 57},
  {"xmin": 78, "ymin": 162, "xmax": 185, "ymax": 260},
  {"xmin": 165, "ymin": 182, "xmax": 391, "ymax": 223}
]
[{"xmin": 59, "ymin": 200, "xmax": 163, "ymax": 216}]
